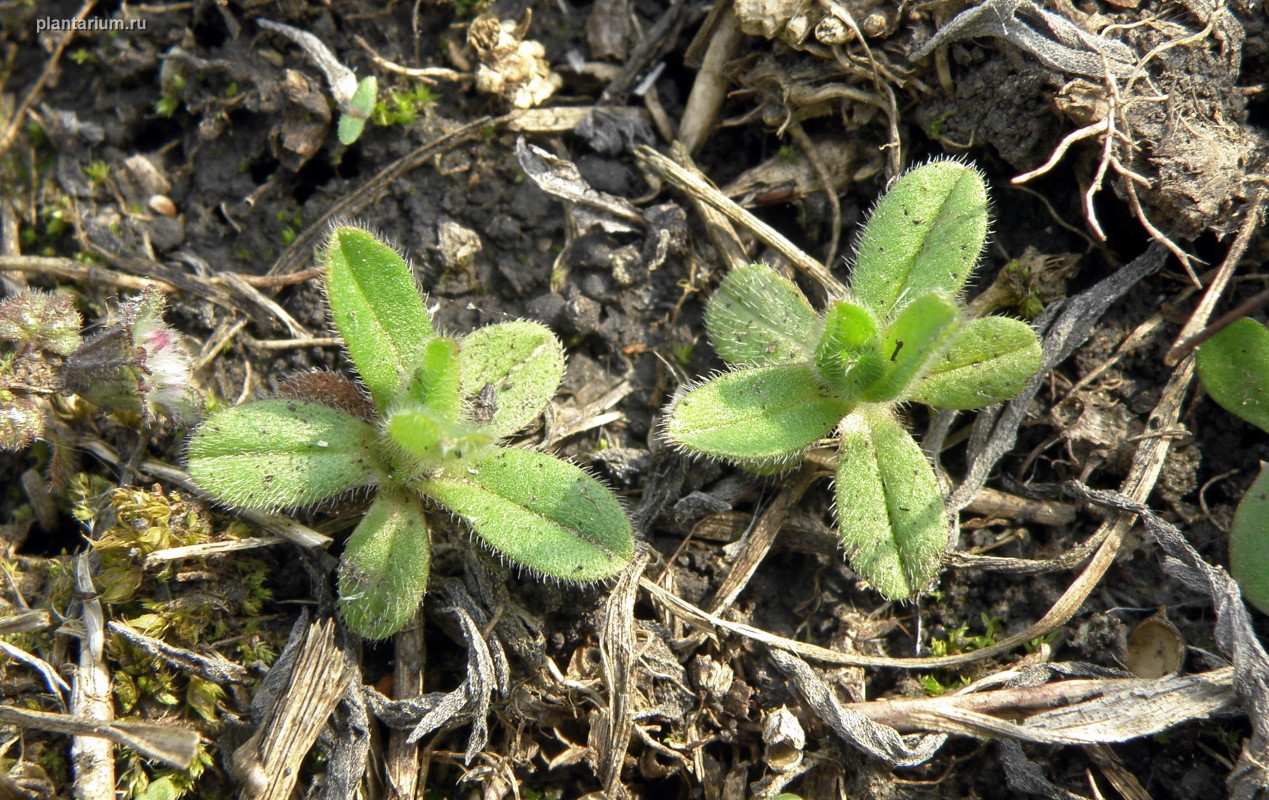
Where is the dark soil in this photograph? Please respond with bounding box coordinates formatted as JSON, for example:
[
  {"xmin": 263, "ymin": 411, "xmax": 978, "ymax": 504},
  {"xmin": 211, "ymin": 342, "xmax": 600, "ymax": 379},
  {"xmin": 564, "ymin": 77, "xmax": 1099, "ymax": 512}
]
[{"xmin": 2, "ymin": 0, "xmax": 1268, "ymax": 798}]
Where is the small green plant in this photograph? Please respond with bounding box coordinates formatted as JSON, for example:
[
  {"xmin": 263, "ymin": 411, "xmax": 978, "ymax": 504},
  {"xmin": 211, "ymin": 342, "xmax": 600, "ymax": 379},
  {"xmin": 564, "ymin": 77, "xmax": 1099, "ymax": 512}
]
[
  {"xmin": 664, "ymin": 160, "xmax": 1042, "ymax": 600},
  {"xmin": 337, "ymin": 75, "xmax": 377, "ymax": 145},
  {"xmin": 1196, "ymin": 317, "xmax": 1269, "ymax": 613},
  {"xmin": 258, "ymin": 18, "xmax": 377, "ymax": 146},
  {"xmin": 84, "ymin": 159, "xmax": 110, "ymax": 185},
  {"xmin": 0, "ymin": 287, "xmax": 197, "ymax": 450},
  {"xmin": 185, "ymin": 226, "xmax": 635, "ymax": 639},
  {"xmin": 371, "ymin": 82, "xmax": 437, "ymax": 128},
  {"xmin": 927, "ymin": 613, "xmax": 1003, "ymax": 658}
]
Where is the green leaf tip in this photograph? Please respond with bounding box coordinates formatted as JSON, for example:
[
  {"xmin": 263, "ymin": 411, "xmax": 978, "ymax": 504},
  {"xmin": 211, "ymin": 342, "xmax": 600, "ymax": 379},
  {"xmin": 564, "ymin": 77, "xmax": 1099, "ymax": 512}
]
[
  {"xmin": 706, "ymin": 264, "xmax": 819, "ymax": 366},
  {"xmin": 423, "ymin": 447, "xmax": 634, "ymax": 582},
  {"xmin": 1232, "ymin": 463, "xmax": 1269, "ymax": 614},
  {"xmin": 664, "ymin": 364, "xmax": 850, "ymax": 466},
  {"xmin": 386, "ymin": 407, "xmax": 491, "ymax": 467},
  {"xmin": 814, "ymin": 300, "xmax": 883, "ymax": 394},
  {"xmin": 338, "ymin": 76, "xmax": 377, "ymax": 145},
  {"xmin": 406, "ymin": 336, "xmax": 463, "ymax": 417},
  {"xmin": 861, "ymin": 291, "xmax": 961, "ymax": 402},
  {"xmin": 321, "ymin": 225, "xmax": 433, "ymax": 411},
  {"xmin": 851, "ymin": 159, "xmax": 989, "ymax": 319},
  {"xmin": 186, "ymin": 399, "xmax": 380, "ymax": 510},
  {"xmin": 338, "ymin": 491, "xmax": 430, "ymax": 640},
  {"xmin": 835, "ymin": 407, "xmax": 947, "ymax": 600},
  {"xmin": 459, "ymin": 320, "xmax": 565, "ymax": 439},
  {"xmin": 907, "ymin": 316, "xmax": 1042, "ymax": 409},
  {"xmin": 1197, "ymin": 317, "xmax": 1269, "ymax": 434}
]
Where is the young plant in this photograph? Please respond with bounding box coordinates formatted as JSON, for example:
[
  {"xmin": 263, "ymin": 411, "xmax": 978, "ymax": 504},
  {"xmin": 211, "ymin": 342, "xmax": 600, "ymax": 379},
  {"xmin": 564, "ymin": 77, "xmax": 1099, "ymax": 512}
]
[
  {"xmin": 0, "ymin": 287, "xmax": 198, "ymax": 450},
  {"xmin": 185, "ymin": 226, "xmax": 634, "ymax": 639},
  {"xmin": 257, "ymin": 19, "xmax": 377, "ymax": 145},
  {"xmin": 63, "ymin": 287, "xmax": 201, "ymax": 425},
  {"xmin": 664, "ymin": 160, "xmax": 1042, "ymax": 600},
  {"xmin": 1196, "ymin": 317, "xmax": 1269, "ymax": 613}
]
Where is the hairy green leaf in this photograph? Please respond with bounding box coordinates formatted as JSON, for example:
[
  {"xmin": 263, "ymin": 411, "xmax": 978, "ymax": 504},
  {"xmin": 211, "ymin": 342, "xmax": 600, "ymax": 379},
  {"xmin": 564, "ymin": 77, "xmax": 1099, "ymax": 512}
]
[
  {"xmin": 835, "ymin": 407, "xmax": 947, "ymax": 600},
  {"xmin": 1232, "ymin": 462, "xmax": 1269, "ymax": 614},
  {"xmin": 338, "ymin": 491, "xmax": 431, "ymax": 640},
  {"xmin": 1197, "ymin": 317, "xmax": 1269, "ymax": 433},
  {"xmin": 186, "ymin": 399, "xmax": 380, "ymax": 509},
  {"xmin": 423, "ymin": 447, "xmax": 633, "ymax": 581},
  {"xmin": 406, "ymin": 337, "xmax": 462, "ymax": 416},
  {"xmin": 322, "ymin": 226, "xmax": 433, "ymax": 410},
  {"xmin": 907, "ymin": 316, "xmax": 1042, "ymax": 409},
  {"xmin": 387, "ymin": 407, "xmax": 491, "ymax": 467},
  {"xmin": 851, "ymin": 160, "xmax": 988, "ymax": 319},
  {"xmin": 665, "ymin": 364, "xmax": 849, "ymax": 465},
  {"xmin": 861, "ymin": 292, "xmax": 961, "ymax": 402},
  {"xmin": 459, "ymin": 320, "xmax": 565, "ymax": 439},
  {"xmin": 706, "ymin": 264, "xmax": 820, "ymax": 366}
]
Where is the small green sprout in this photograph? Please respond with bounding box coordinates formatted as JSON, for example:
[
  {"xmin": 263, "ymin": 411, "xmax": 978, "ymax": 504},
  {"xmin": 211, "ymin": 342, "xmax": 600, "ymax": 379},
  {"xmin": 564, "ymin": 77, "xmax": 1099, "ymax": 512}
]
[
  {"xmin": 337, "ymin": 75, "xmax": 377, "ymax": 145},
  {"xmin": 84, "ymin": 159, "xmax": 110, "ymax": 185},
  {"xmin": 371, "ymin": 83, "xmax": 437, "ymax": 128},
  {"xmin": 1196, "ymin": 317, "xmax": 1269, "ymax": 613},
  {"xmin": 664, "ymin": 160, "xmax": 1042, "ymax": 600},
  {"xmin": 258, "ymin": 18, "xmax": 377, "ymax": 146},
  {"xmin": 185, "ymin": 226, "xmax": 635, "ymax": 639}
]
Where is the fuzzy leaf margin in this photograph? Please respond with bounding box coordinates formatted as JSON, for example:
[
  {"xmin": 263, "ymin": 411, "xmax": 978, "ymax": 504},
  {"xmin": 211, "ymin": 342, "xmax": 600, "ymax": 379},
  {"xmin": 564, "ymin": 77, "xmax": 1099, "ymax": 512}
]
[
  {"xmin": 322, "ymin": 226, "xmax": 434, "ymax": 410},
  {"xmin": 664, "ymin": 363, "xmax": 850, "ymax": 467},
  {"xmin": 422, "ymin": 447, "xmax": 634, "ymax": 582},
  {"xmin": 459, "ymin": 320, "xmax": 565, "ymax": 439},
  {"xmin": 835, "ymin": 406, "xmax": 948, "ymax": 600},
  {"xmin": 706, "ymin": 264, "xmax": 820, "ymax": 367},
  {"xmin": 337, "ymin": 491, "xmax": 431, "ymax": 640},
  {"xmin": 850, "ymin": 160, "xmax": 988, "ymax": 320},
  {"xmin": 905, "ymin": 315, "xmax": 1042, "ymax": 409},
  {"xmin": 186, "ymin": 399, "xmax": 380, "ymax": 510}
]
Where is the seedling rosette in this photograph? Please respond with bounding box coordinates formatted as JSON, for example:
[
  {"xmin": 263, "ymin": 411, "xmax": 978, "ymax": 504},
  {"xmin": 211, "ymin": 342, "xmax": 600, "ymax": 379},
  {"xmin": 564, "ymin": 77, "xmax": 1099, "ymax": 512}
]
[
  {"xmin": 186, "ymin": 226, "xmax": 634, "ymax": 639},
  {"xmin": 665, "ymin": 160, "xmax": 1043, "ymax": 600}
]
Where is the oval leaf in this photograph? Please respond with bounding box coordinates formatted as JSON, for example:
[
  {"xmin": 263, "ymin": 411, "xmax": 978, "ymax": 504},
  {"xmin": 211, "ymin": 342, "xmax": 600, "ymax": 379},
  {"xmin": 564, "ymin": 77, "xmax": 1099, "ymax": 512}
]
[
  {"xmin": 1232, "ymin": 463, "xmax": 1269, "ymax": 614},
  {"xmin": 337, "ymin": 114, "xmax": 368, "ymax": 146},
  {"xmin": 422, "ymin": 447, "xmax": 633, "ymax": 582},
  {"xmin": 664, "ymin": 364, "xmax": 849, "ymax": 466},
  {"xmin": 186, "ymin": 399, "xmax": 380, "ymax": 510},
  {"xmin": 851, "ymin": 160, "xmax": 988, "ymax": 319},
  {"xmin": 338, "ymin": 76, "xmax": 377, "ymax": 145},
  {"xmin": 906, "ymin": 316, "xmax": 1042, "ymax": 409},
  {"xmin": 1197, "ymin": 317, "xmax": 1269, "ymax": 433},
  {"xmin": 706, "ymin": 264, "xmax": 820, "ymax": 367},
  {"xmin": 835, "ymin": 407, "xmax": 947, "ymax": 600},
  {"xmin": 459, "ymin": 320, "xmax": 564, "ymax": 439},
  {"xmin": 338, "ymin": 491, "xmax": 431, "ymax": 640},
  {"xmin": 322, "ymin": 226, "xmax": 433, "ymax": 410}
]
